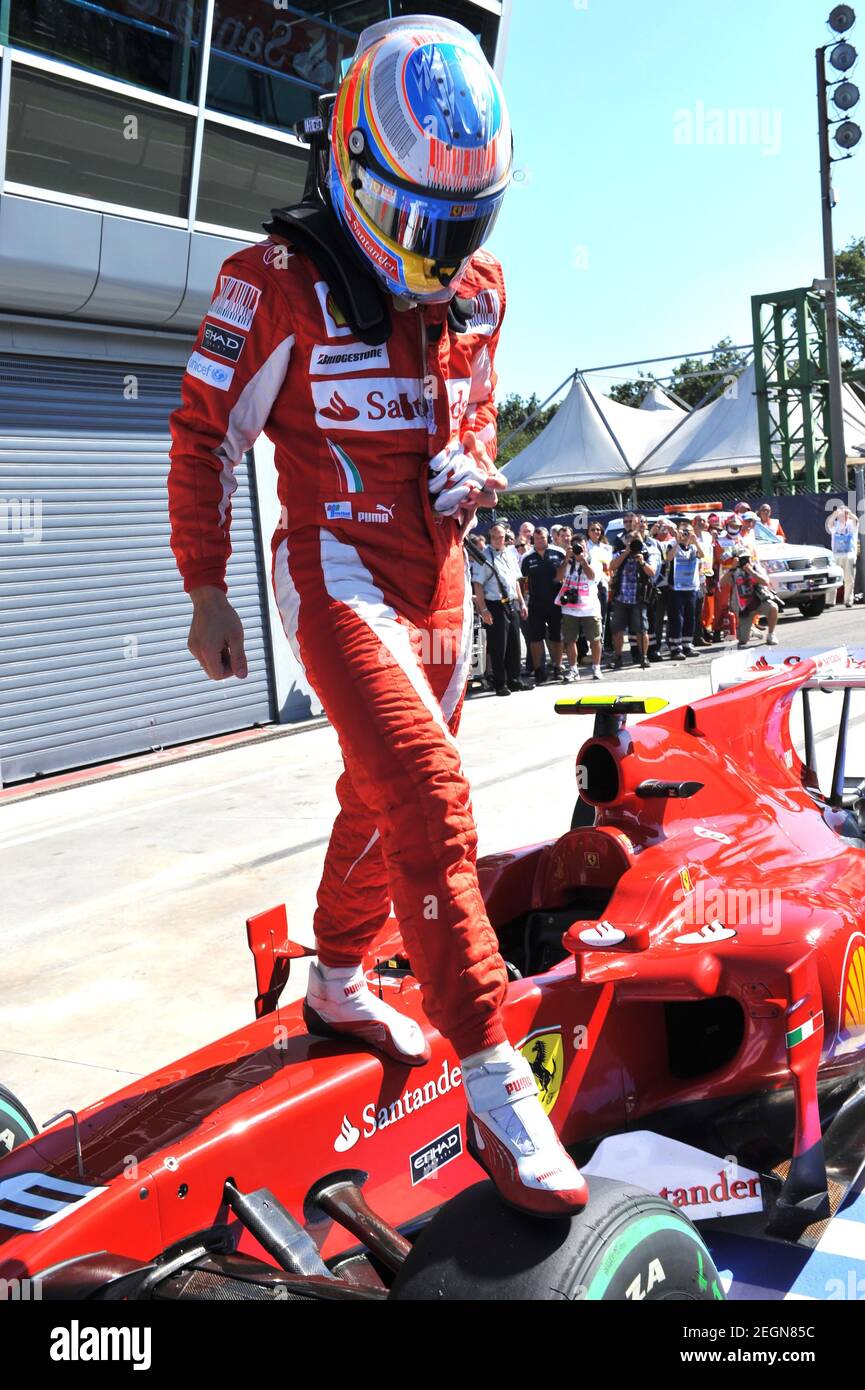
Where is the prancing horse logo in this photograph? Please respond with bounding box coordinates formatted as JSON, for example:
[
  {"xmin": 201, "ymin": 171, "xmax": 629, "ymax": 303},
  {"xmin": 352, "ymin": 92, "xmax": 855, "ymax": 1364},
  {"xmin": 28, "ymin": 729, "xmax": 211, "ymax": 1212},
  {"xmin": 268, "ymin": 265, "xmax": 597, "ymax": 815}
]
[{"xmin": 518, "ymin": 1028, "xmax": 564, "ymax": 1117}]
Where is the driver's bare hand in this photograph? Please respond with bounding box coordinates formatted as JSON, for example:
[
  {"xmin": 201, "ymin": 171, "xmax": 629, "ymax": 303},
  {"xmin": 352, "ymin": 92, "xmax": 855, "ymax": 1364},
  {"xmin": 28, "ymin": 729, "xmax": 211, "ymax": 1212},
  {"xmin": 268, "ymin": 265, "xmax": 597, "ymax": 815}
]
[{"xmin": 187, "ymin": 587, "xmax": 248, "ymax": 681}]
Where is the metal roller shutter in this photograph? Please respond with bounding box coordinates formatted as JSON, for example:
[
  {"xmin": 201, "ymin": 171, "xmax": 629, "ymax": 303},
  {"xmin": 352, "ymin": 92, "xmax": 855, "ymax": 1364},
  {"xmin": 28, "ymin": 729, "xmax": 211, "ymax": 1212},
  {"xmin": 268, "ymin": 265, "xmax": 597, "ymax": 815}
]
[{"xmin": 0, "ymin": 354, "xmax": 274, "ymax": 785}]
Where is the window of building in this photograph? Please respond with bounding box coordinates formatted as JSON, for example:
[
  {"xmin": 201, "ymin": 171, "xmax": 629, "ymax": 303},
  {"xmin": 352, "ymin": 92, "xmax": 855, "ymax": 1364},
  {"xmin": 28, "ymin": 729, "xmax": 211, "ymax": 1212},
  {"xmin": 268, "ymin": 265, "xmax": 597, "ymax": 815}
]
[
  {"xmin": 205, "ymin": 2, "xmax": 357, "ymax": 130},
  {"xmin": 196, "ymin": 122, "xmax": 307, "ymax": 232},
  {"xmin": 392, "ymin": 0, "xmax": 500, "ymax": 65},
  {"xmin": 6, "ymin": 68, "xmax": 195, "ymax": 218},
  {"xmin": 6, "ymin": 0, "xmax": 206, "ymax": 105},
  {"xmin": 317, "ymin": 1, "xmax": 391, "ymax": 33}
]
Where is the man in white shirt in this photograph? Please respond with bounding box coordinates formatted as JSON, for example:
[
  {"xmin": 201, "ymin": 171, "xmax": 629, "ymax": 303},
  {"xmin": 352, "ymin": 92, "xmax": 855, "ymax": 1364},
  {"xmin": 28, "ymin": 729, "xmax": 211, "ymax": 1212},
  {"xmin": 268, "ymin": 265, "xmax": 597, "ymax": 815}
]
[
  {"xmin": 471, "ymin": 524, "xmax": 529, "ymax": 695},
  {"xmin": 556, "ymin": 532, "xmax": 603, "ymax": 679},
  {"xmin": 829, "ymin": 505, "xmax": 861, "ymax": 607},
  {"xmin": 507, "ymin": 521, "xmax": 536, "ymax": 674}
]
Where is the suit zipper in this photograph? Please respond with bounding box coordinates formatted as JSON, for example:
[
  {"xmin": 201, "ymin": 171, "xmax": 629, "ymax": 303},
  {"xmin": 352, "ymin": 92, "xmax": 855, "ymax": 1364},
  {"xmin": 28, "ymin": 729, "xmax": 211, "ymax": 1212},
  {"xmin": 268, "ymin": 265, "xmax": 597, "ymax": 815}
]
[{"xmin": 418, "ymin": 310, "xmax": 431, "ymax": 434}]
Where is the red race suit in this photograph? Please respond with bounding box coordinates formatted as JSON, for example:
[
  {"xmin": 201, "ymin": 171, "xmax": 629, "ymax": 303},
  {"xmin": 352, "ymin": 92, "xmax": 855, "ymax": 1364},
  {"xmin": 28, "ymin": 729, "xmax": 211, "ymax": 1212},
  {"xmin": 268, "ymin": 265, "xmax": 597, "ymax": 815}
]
[{"xmin": 168, "ymin": 238, "xmax": 509, "ymax": 1055}]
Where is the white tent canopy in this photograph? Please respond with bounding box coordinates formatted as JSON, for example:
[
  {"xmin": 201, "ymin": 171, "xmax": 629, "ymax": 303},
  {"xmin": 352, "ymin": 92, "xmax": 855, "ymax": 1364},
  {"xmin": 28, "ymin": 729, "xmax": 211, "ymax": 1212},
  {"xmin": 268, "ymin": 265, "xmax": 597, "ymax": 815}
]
[
  {"xmin": 502, "ymin": 376, "xmax": 689, "ymax": 493},
  {"xmin": 503, "ymin": 360, "xmax": 865, "ymax": 495},
  {"xmin": 638, "ymin": 363, "xmax": 762, "ymax": 482},
  {"xmin": 638, "ymin": 384, "xmax": 687, "ymax": 416}
]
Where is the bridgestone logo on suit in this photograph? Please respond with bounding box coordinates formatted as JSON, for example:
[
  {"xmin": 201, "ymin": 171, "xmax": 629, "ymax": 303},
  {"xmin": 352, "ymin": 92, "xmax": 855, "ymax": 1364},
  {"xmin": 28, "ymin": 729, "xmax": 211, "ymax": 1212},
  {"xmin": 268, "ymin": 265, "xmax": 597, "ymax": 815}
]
[{"xmin": 311, "ymin": 343, "xmax": 390, "ymax": 375}]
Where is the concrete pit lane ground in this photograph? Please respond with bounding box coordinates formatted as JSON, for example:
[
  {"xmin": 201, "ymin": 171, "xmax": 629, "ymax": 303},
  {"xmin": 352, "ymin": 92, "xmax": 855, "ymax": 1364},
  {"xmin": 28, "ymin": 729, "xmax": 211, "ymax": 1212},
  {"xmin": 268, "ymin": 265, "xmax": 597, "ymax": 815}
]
[{"xmin": 1, "ymin": 600, "xmax": 864, "ymax": 1122}]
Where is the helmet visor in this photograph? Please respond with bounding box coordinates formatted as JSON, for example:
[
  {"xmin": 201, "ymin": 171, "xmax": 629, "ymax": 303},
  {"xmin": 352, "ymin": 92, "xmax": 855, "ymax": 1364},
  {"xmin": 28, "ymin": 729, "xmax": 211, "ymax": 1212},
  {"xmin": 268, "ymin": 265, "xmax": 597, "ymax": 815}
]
[{"xmin": 351, "ymin": 161, "xmax": 505, "ymax": 266}]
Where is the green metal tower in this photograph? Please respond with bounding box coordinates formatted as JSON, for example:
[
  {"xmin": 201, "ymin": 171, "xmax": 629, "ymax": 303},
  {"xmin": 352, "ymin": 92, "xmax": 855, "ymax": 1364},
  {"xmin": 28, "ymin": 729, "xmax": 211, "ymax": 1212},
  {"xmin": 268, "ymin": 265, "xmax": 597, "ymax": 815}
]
[{"xmin": 751, "ymin": 286, "xmax": 832, "ymax": 494}]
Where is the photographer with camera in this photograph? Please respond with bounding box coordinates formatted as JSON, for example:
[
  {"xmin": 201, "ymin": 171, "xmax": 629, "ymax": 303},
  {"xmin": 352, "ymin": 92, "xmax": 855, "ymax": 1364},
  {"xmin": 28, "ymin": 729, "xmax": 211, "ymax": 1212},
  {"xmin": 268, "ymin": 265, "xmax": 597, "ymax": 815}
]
[
  {"xmin": 555, "ymin": 530, "xmax": 603, "ymax": 681},
  {"xmin": 728, "ymin": 547, "xmax": 780, "ymax": 648},
  {"xmin": 609, "ymin": 513, "xmax": 659, "ymax": 670}
]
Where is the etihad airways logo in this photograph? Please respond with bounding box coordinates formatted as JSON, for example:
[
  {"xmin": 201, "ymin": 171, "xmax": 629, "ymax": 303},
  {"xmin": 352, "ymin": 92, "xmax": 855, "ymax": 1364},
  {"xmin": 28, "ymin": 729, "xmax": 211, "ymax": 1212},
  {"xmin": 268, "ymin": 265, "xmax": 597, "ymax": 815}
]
[
  {"xmin": 312, "ymin": 378, "xmax": 430, "ymax": 432},
  {"xmin": 332, "ymin": 1058, "xmax": 462, "ymax": 1152}
]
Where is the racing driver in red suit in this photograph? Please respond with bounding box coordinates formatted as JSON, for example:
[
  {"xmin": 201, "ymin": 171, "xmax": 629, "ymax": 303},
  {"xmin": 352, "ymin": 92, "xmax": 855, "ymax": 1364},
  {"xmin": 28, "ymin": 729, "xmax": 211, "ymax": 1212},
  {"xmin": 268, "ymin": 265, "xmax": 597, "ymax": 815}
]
[{"xmin": 168, "ymin": 14, "xmax": 588, "ymax": 1217}]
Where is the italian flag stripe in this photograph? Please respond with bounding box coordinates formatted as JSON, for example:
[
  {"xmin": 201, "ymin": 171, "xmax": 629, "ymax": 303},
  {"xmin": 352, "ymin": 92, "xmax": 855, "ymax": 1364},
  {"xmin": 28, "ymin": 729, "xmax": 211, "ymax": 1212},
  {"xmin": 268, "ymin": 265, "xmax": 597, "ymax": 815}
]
[
  {"xmin": 786, "ymin": 1011, "xmax": 824, "ymax": 1049},
  {"xmin": 331, "ymin": 442, "xmax": 363, "ymax": 493}
]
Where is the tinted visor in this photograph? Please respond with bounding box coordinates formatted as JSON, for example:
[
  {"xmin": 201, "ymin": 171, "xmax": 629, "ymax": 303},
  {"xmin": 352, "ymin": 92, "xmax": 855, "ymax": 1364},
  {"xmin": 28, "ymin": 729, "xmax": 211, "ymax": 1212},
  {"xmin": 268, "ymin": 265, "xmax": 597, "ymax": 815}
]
[{"xmin": 351, "ymin": 161, "xmax": 504, "ymax": 265}]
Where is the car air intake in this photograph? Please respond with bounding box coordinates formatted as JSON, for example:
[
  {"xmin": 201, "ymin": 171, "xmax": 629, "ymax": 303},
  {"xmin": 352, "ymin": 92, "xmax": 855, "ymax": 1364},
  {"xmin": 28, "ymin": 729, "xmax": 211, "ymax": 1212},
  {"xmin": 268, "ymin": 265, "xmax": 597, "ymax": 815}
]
[{"xmin": 579, "ymin": 743, "xmax": 621, "ymax": 804}]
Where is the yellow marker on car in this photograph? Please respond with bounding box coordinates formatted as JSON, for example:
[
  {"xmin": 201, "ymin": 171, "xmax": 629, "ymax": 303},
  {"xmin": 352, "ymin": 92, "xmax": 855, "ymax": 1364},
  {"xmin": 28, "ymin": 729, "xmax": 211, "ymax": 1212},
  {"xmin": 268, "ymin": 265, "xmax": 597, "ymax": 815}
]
[{"xmin": 554, "ymin": 696, "xmax": 669, "ymax": 716}]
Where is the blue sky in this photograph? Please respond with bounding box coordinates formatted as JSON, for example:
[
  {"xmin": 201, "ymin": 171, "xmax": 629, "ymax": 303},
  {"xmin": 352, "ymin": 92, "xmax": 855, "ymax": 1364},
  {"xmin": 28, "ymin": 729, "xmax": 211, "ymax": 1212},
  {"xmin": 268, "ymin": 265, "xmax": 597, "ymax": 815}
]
[{"xmin": 487, "ymin": 0, "xmax": 865, "ymax": 404}]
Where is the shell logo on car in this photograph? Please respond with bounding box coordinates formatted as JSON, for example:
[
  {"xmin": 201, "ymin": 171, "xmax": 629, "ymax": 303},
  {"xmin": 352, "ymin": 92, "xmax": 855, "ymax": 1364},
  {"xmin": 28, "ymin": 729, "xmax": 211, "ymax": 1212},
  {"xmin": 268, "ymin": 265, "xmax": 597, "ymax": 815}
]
[{"xmin": 836, "ymin": 933, "xmax": 865, "ymax": 1058}]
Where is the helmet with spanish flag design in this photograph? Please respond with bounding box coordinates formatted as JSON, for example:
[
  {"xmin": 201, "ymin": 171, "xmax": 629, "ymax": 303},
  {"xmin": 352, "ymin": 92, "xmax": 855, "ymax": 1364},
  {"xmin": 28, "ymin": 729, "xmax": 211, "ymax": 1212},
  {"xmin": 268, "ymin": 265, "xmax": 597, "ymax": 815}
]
[{"xmin": 327, "ymin": 14, "xmax": 512, "ymax": 304}]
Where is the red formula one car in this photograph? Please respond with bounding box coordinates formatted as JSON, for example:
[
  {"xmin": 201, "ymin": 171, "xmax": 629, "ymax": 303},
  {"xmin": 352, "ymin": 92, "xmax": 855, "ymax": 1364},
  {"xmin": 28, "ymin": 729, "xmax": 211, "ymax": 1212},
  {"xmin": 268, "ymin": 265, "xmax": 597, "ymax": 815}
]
[{"xmin": 2, "ymin": 652, "xmax": 865, "ymax": 1301}]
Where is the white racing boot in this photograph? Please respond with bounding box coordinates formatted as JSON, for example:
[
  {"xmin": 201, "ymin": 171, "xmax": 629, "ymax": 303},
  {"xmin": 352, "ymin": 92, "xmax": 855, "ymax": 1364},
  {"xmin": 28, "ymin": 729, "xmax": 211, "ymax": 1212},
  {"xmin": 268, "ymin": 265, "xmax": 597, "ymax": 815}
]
[
  {"xmin": 304, "ymin": 961, "xmax": 431, "ymax": 1067},
  {"xmin": 463, "ymin": 1047, "xmax": 589, "ymax": 1218}
]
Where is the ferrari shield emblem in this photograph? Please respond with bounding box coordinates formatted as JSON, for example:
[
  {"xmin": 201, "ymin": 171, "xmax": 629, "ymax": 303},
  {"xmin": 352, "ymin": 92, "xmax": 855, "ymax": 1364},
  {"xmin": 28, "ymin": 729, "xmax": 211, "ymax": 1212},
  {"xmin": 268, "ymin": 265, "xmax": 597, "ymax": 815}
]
[
  {"xmin": 584, "ymin": 851, "xmax": 600, "ymax": 868},
  {"xmin": 326, "ymin": 291, "xmax": 348, "ymax": 328},
  {"xmin": 679, "ymin": 866, "xmax": 694, "ymax": 894},
  {"xmin": 518, "ymin": 1028, "xmax": 564, "ymax": 1116}
]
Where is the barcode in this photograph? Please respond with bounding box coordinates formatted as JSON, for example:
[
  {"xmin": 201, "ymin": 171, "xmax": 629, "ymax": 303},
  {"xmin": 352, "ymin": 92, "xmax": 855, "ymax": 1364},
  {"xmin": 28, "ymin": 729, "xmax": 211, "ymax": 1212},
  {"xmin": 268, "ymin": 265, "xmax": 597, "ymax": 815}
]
[
  {"xmin": 372, "ymin": 50, "xmax": 417, "ymax": 161},
  {"xmin": 428, "ymin": 140, "xmax": 497, "ymax": 191},
  {"xmin": 472, "ymin": 289, "xmax": 499, "ymax": 330},
  {"xmin": 209, "ymin": 276, "xmax": 262, "ymax": 330}
]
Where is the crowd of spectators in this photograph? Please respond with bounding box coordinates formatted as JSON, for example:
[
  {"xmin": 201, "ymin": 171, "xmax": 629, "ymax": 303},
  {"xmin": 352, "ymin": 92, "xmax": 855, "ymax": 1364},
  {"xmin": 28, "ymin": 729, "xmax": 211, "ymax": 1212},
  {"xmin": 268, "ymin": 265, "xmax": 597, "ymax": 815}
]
[{"xmin": 468, "ymin": 501, "xmax": 861, "ymax": 693}]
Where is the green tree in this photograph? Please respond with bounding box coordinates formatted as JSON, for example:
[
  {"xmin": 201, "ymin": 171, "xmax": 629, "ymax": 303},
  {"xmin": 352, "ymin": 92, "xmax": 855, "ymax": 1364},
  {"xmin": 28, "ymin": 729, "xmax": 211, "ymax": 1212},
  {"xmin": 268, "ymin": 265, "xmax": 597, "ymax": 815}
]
[
  {"xmin": 837, "ymin": 235, "xmax": 865, "ymax": 367},
  {"xmin": 668, "ymin": 338, "xmax": 750, "ymax": 407},
  {"xmin": 495, "ymin": 391, "xmax": 561, "ymax": 465},
  {"xmin": 608, "ymin": 371, "xmax": 655, "ymax": 407},
  {"xmin": 609, "ymin": 339, "xmax": 750, "ymax": 410}
]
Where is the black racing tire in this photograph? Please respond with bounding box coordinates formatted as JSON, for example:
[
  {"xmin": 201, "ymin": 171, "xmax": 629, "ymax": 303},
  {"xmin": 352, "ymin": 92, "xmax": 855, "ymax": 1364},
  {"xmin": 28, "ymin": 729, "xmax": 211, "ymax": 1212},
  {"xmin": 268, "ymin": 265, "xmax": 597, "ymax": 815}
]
[
  {"xmin": 0, "ymin": 1083, "xmax": 38, "ymax": 1157},
  {"xmin": 389, "ymin": 1176, "xmax": 725, "ymax": 1302},
  {"xmin": 799, "ymin": 596, "xmax": 826, "ymax": 619}
]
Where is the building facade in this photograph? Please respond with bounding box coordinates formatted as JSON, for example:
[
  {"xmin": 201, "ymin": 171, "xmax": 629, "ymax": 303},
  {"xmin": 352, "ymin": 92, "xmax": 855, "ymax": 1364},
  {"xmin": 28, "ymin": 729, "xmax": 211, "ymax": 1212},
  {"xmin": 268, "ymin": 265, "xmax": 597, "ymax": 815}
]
[{"xmin": 0, "ymin": 0, "xmax": 510, "ymax": 784}]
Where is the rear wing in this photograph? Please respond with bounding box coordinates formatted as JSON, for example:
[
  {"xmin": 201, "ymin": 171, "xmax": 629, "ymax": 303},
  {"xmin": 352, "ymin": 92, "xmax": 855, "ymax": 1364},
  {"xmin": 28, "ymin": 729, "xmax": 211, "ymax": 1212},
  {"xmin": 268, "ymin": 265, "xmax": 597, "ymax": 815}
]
[
  {"xmin": 708, "ymin": 646, "xmax": 865, "ymax": 809},
  {"xmin": 709, "ymin": 645, "xmax": 865, "ymax": 693}
]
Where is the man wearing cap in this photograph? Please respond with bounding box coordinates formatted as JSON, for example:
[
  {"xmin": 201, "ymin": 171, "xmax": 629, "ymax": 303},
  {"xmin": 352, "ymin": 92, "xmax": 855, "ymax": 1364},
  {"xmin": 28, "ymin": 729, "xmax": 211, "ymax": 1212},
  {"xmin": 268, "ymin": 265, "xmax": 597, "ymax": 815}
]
[
  {"xmin": 739, "ymin": 512, "xmax": 760, "ymax": 557},
  {"xmin": 729, "ymin": 547, "xmax": 780, "ymax": 648},
  {"xmin": 716, "ymin": 515, "xmax": 751, "ymax": 640}
]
